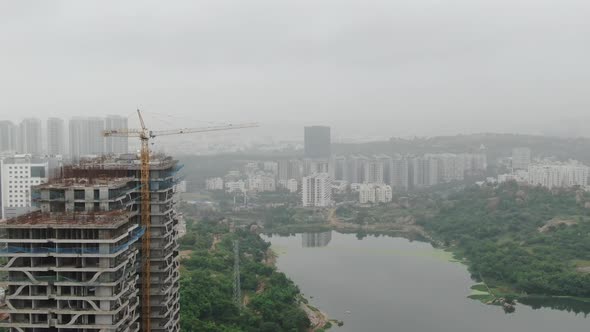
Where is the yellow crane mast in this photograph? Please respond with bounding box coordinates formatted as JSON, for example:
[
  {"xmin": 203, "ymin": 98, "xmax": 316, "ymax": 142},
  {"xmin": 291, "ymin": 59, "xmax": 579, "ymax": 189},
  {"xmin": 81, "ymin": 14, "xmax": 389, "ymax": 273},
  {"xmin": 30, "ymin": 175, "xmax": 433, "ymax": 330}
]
[{"xmin": 104, "ymin": 110, "xmax": 258, "ymax": 331}]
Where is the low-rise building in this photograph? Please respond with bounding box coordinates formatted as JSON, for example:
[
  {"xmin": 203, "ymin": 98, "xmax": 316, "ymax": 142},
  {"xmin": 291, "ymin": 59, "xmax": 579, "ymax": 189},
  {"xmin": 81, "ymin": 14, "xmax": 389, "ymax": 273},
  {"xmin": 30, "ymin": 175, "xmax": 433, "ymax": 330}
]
[
  {"xmin": 248, "ymin": 175, "xmax": 276, "ymax": 192},
  {"xmin": 206, "ymin": 177, "xmax": 224, "ymax": 190},
  {"xmin": 225, "ymin": 180, "xmax": 246, "ymax": 193},
  {"xmin": 359, "ymin": 183, "xmax": 393, "ymax": 204}
]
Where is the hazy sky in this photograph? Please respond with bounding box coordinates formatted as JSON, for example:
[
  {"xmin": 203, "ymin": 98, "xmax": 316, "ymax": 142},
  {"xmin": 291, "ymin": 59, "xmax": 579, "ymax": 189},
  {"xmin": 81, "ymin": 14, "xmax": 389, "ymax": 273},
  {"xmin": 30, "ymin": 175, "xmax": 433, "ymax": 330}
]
[{"xmin": 1, "ymin": 0, "xmax": 589, "ymax": 139}]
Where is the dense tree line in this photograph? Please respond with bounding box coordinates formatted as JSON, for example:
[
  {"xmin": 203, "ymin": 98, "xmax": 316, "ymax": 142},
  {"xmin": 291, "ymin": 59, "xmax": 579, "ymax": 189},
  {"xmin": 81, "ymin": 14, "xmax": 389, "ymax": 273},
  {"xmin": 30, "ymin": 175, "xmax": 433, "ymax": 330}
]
[
  {"xmin": 179, "ymin": 219, "xmax": 310, "ymax": 331},
  {"xmin": 418, "ymin": 182, "xmax": 590, "ymax": 298}
]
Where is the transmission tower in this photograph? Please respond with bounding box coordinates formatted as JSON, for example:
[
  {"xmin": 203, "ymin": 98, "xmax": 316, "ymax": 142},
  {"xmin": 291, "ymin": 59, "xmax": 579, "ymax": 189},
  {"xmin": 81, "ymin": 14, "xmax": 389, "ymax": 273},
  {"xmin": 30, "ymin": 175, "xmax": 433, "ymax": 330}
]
[{"xmin": 233, "ymin": 240, "xmax": 242, "ymax": 310}]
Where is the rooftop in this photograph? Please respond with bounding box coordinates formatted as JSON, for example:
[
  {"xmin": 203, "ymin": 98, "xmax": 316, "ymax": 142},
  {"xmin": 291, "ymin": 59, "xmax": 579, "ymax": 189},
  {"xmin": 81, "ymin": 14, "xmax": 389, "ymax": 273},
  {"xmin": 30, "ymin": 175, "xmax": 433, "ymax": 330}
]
[
  {"xmin": 73, "ymin": 153, "xmax": 177, "ymax": 171},
  {"xmin": 38, "ymin": 177, "xmax": 134, "ymax": 189},
  {"xmin": 0, "ymin": 210, "xmax": 133, "ymax": 229}
]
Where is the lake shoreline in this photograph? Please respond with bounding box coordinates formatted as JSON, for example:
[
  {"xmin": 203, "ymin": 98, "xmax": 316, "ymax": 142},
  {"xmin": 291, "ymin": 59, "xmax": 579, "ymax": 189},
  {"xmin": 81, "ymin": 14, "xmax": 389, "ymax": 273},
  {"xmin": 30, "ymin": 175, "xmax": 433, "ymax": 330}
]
[{"xmin": 264, "ymin": 227, "xmax": 590, "ymax": 315}]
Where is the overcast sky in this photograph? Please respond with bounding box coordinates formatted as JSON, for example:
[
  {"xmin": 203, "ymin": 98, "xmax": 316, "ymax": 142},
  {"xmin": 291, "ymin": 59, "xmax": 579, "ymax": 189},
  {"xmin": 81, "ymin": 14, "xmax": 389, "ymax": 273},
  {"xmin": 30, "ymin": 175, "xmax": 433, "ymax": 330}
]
[{"xmin": 1, "ymin": 0, "xmax": 589, "ymax": 139}]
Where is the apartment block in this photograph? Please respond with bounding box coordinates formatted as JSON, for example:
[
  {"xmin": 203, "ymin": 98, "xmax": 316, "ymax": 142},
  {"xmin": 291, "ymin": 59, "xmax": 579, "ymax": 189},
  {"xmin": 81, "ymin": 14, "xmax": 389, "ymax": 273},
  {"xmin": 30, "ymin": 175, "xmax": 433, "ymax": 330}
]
[
  {"xmin": 0, "ymin": 175, "xmax": 142, "ymax": 331},
  {"xmin": 0, "ymin": 155, "xmax": 48, "ymax": 219},
  {"xmin": 302, "ymin": 173, "xmax": 332, "ymax": 207},
  {"xmin": 63, "ymin": 156, "xmax": 182, "ymax": 332}
]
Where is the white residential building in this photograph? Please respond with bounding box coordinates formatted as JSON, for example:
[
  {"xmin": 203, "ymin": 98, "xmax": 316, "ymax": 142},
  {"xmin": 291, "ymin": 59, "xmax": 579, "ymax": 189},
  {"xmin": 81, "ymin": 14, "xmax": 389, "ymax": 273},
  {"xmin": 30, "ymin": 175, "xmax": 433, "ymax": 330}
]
[
  {"xmin": 0, "ymin": 155, "xmax": 48, "ymax": 219},
  {"xmin": 359, "ymin": 183, "xmax": 393, "ymax": 204},
  {"xmin": 286, "ymin": 179, "xmax": 298, "ymax": 193},
  {"xmin": 375, "ymin": 184, "xmax": 393, "ymax": 203},
  {"xmin": 248, "ymin": 175, "xmax": 276, "ymax": 192},
  {"xmin": 350, "ymin": 183, "xmax": 362, "ymax": 192},
  {"xmin": 497, "ymin": 170, "xmax": 529, "ymax": 184},
  {"xmin": 225, "ymin": 180, "xmax": 246, "ymax": 193},
  {"xmin": 527, "ymin": 164, "xmax": 589, "ymax": 189},
  {"xmin": 206, "ymin": 177, "xmax": 224, "ymax": 190},
  {"xmin": 302, "ymin": 173, "xmax": 332, "ymax": 207},
  {"xmin": 359, "ymin": 184, "xmax": 376, "ymax": 204}
]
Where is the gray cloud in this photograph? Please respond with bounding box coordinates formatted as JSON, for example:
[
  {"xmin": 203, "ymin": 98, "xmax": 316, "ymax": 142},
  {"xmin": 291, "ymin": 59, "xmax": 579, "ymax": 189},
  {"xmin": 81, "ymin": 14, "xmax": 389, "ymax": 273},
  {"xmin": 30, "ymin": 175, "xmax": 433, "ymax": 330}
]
[{"xmin": 1, "ymin": 0, "xmax": 589, "ymax": 138}]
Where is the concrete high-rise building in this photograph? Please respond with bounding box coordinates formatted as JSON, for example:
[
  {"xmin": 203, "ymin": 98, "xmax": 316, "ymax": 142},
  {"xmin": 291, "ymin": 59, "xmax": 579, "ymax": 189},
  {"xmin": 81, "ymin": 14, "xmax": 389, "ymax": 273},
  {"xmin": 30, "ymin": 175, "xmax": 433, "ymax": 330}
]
[
  {"xmin": 304, "ymin": 126, "xmax": 331, "ymax": 159},
  {"xmin": 0, "ymin": 154, "xmax": 181, "ymax": 331},
  {"xmin": 0, "ymin": 155, "xmax": 48, "ymax": 219},
  {"xmin": 330, "ymin": 155, "xmax": 347, "ymax": 181},
  {"xmin": 18, "ymin": 118, "xmax": 43, "ymax": 155},
  {"xmin": 0, "ymin": 121, "xmax": 17, "ymax": 154},
  {"xmin": 512, "ymin": 147, "xmax": 531, "ymax": 170},
  {"xmin": 105, "ymin": 115, "xmax": 129, "ymax": 154},
  {"xmin": 47, "ymin": 117, "xmax": 66, "ymax": 156},
  {"xmin": 87, "ymin": 117, "xmax": 106, "ymax": 155},
  {"xmin": 346, "ymin": 155, "xmax": 368, "ymax": 184},
  {"xmin": 375, "ymin": 155, "xmax": 393, "ymax": 185},
  {"xmin": 61, "ymin": 155, "xmax": 181, "ymax": 331},
  {"xmin": 391, "ymin": 157, "xmax": 409, "ymax": 191},
  {"xmin": 69, "ymin": 117, "xmax": 88, "ymax": 158},
  {"xmin": 279, "ymin": 159, "xmax": 303, "ymax": 181},
  {"xmin": 302, "ymin": 173, "xmax": 332, "ymax": 207},
  {"xmin": 0, "ymin": 177, "xmax": 142, "ymax": 330},
  {"xmin": 433, "ymin": 153, "xmax": 465, "ymax": 183},
  {"xmin": 412, "ymin": 156, "xmax": 438, "ymax": 188},
  {"xmin": 364, "ymin": 159, "xmax": 384, "ymax": 184},
  {"xmin": 69, "ymin": 117, "xmax": 106, "ymax": 158}
]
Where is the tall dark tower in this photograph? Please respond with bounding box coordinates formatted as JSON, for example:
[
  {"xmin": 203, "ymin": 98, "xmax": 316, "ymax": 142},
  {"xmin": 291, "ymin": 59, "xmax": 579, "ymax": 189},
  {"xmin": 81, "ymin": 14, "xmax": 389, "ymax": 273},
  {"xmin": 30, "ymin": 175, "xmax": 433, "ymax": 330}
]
[{"xmin": 304, "ymin": 126, "xmax": 331, "ymax": 159}]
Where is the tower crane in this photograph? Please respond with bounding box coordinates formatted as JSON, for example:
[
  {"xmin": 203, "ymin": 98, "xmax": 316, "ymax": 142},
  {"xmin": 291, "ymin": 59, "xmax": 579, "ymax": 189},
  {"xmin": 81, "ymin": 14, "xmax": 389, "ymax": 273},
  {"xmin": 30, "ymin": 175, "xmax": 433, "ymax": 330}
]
[{"xmin": 104, "ymin": 110, "xmax": 258, "ymax": 331}]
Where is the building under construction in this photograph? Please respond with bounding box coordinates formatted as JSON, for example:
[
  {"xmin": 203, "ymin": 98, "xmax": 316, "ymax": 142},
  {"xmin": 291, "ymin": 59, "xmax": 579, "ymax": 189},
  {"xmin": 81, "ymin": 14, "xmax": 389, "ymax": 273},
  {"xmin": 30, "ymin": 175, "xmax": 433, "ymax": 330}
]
[{"xmin": 0, "ymin": 154, "xmax": 182, "ymax": 331}]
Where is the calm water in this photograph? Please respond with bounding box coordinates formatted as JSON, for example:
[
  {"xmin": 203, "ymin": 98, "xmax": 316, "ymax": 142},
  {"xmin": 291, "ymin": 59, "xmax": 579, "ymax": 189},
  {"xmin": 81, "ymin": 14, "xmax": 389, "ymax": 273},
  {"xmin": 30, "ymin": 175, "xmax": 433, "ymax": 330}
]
[{"xmin": 263, "ymin": 232, "xmax": 590, "ymax": 332}]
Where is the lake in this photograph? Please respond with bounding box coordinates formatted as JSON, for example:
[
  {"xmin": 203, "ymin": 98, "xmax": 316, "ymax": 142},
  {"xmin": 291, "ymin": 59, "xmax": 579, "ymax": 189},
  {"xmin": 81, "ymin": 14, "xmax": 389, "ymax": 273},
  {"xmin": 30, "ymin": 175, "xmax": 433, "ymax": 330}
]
[{"xmin": 263, "ymin": 231, "xmax": 590, "ymax": 332}]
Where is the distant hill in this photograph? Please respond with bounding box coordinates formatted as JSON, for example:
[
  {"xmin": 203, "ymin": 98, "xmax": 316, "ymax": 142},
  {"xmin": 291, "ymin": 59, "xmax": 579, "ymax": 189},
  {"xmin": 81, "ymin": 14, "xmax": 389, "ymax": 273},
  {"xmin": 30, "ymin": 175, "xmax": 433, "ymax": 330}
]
[{"xmin": 332, "ymin": 133, "xmax": 590, "ymax": 163}]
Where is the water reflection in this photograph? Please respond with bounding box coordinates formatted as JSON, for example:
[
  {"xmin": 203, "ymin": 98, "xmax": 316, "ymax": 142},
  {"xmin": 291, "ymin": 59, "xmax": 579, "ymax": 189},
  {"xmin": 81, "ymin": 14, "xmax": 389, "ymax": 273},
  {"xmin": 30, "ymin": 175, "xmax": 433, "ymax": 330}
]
[
  {"xmin": 265, "ymin": 232, "xmax": 590, "ymax": 332},
  {"xmin": 302, "ymin": 231, "xmax": 332, "ymax": 248},
  {"xmin": 519, "ymin": 297, "xmax": 590, "ymax": 317}
]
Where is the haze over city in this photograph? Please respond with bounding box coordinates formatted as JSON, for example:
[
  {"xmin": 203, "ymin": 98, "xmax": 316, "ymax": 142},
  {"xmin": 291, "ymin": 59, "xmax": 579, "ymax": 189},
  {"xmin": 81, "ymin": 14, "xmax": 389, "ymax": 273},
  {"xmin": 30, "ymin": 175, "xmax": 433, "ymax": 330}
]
[
  {"xmin": 1, "ymin": 2, "xmax": 590, "ymax": 332},
  {"xmin": 2, "ymin": 0, "xmax": 590, "ymax": 138}
]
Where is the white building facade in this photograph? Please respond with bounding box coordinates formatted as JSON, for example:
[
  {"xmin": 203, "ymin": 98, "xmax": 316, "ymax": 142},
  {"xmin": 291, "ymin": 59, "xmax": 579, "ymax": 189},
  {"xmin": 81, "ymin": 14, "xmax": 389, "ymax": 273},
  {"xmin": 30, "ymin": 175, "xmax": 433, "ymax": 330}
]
[
  {"xmin": 302, "ymin": 173, "xmax": 332, "ymax": 207},
  {"xmin": 0, "ymin": 155, "xmax": 48, "ymax": 219}
]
